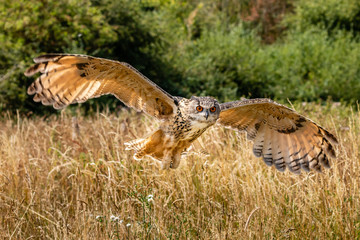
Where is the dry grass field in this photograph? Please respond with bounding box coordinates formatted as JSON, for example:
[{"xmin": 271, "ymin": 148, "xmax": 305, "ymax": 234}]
[{"xmin": 0, "ymin": 103, "xmax": 359, "ymax": 239}]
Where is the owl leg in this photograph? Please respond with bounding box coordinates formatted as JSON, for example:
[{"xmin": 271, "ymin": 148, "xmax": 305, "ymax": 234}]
[
  {"xmin": 161, "ymin": 154, "xmax": 181, "ymax": 169},
  {"xmin": 169, "ymin": 141, "xmax": 191, "ymax": 169},
  {"xmin": 170, "ymin": 153, "xmax": 181, "ymax": 169},
  {"xmin": 161, "ymin": 151, "xmax": 173, "ymax": 170}
]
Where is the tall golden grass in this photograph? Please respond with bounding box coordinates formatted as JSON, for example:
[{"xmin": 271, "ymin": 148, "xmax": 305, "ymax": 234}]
[{"xmin": 0, "ymin": 103, "xmax": 359, "ymax": 239}]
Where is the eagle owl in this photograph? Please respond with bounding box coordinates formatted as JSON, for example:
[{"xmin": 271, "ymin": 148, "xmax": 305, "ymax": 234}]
[{"xmin": 24, "ymin": 54, "xmax": 338, "ymax": 174}]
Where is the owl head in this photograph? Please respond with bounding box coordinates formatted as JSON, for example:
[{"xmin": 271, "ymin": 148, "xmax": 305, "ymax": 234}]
[{"xmin": 180, "ymin": 96, "xmax": 220, "ymax": 125}]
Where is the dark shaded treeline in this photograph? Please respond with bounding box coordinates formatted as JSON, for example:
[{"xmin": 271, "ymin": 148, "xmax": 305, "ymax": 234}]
[{"xmin": 1, "ymin": 0, "xmax": 359, "ymax": 114}]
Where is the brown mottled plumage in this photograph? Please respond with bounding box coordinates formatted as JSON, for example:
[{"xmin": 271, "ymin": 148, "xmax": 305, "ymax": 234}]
[{"xmin": 25, "ymin": 53, "xmax": 338, "ymax": 173}]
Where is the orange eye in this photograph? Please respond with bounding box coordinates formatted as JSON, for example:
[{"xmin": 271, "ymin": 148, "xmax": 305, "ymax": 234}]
[
  {"xmin": 210, "ymin": 106, "xmax": 216, "ymax": 112},
  {"xmin": 196, "ymin": 106, "xmax": 203, "ymax": 112}
]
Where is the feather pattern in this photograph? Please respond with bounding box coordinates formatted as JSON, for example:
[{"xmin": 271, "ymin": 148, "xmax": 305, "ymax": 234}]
[
  {"xmin": 218, "ymin": 98, "xmax": 338, "ymax": 173},
  {"xmin": 25, "ymin": 53, "xmax": 177, "ymax": 119},
  {"xmin": 261, "ymin": 126, "xmax": 274, "ymax": 166}
]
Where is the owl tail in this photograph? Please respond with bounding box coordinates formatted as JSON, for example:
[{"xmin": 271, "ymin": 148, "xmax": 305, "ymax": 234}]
[{"xmin": 124, "ymin": 138, "xmax": 148, "ymax": 160}]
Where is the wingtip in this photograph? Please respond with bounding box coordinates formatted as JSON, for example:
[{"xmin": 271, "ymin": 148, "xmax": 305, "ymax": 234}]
[
  {"xmin": 53, "ymin": 102, "xmax": 67, "ymax": 110},
  {"xmin": 27, "ymin": 84, "xmax": 36, "ymax": 95},
  {"xmin": 325, "ymin": 144, "xmax": 336, "ymax": 159},
  {"xmin": 288, "ymin": 165, "xmax": 301, "ymax": 175},
  {"xmin": 24, "ymin": 63, "xmax": 41, "ymax": 77},
  {"xmin": 33, "ymin": 93, "xmax": 42, "ymax": 102},
  {"xmin": 301, "ymin": 166, "xmax": 310, "ymax": 173},
  {"xmin": 274, "ymin": 165, "xmax": 286, "ymax": 172},
  {"xmin": 313, "ymin": 165, "xmax": 323, "ymax": 173},
  {"xmin": 326, "ymin": 131, "xmax": 339, "ymax": 145},
  {"xmin": 320, "ymin": 127, "xmax": 338, "ymax": 145},
  {"xmin": 33, "ymin": 53, "xmax": 63, "ymax": 63}
]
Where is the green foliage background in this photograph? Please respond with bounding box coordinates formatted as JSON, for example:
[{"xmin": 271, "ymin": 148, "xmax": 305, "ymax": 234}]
[{"xmin": 1, "ymin": 0, "xmax": 360, "ymax": 113}]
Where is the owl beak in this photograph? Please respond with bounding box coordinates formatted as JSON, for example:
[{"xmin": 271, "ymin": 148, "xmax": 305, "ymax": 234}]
[{"xmin": 205, "ymin": 110, "xmax": 209, "ymax": 120}]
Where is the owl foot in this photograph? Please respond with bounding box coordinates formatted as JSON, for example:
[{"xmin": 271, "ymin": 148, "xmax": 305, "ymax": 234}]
[
  {"xmin": 170, "ymin": 158, "xmax": 181, "ymax": 169},
  {"xmin": 162, "ymin": 154, "xmax": 181, "ymax": 169}
]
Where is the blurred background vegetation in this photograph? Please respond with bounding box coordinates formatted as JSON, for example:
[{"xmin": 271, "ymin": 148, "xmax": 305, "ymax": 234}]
[{"xmin": 1, "ymin": 0, "xmax": 360, "ymax": 114}]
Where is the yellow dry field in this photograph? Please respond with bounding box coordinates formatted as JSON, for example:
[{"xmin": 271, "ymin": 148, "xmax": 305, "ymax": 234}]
[{"xmin": 0, "ymin": 103, "xmax": 359, "ymax": 239}]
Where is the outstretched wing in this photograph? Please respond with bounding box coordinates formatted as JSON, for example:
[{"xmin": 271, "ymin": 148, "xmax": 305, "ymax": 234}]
[
  {"xmin": 218, "ymin": 98, "xmax": 338, "ymax": 174},
  {"xmin": 25, "ymin": 54, "xmax": 177, "ymax": 119}
]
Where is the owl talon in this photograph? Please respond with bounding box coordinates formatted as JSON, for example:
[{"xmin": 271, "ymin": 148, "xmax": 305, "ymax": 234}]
[{"xmin": 170, "ymin": 159, "xmax": 181, "ymax": 169}]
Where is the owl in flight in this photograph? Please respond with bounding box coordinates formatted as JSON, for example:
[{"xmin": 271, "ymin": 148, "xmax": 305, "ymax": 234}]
[{"xmin": 25, "ymin": 54, "xmax": 338, "ymax": 174}]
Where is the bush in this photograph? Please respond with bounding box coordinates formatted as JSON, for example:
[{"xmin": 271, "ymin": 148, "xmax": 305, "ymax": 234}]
[
  {"xmin": 263, "ymin": 29, "xmax": 360, "ymax": 102},
  {"xmin": 0, "ymin": 0, "xmax": 180, "ymax": 113},
  {"xmin": 284, "ymin": 0, "xmax": 360, "ymax": 37},
  {"xmin": 168, "ymin": 24, "xmax": 268, "ymax": 101},
  {"xmin": 0, "ymin": 0, "xmax": 117, "ymax": 113},
  {"xmin": 162, "ymin": 0, "xmax": 360, "ymax": 102},
  {"xmin": 1, "ymin": 0, "xmax": 360, "ymax": 114}
]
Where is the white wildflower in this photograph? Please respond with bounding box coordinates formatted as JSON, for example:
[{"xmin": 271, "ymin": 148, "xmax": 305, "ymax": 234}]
[
  {"xmin": 96, "ymin": 216, "xmax": 102, "ymax": 221},
  {"xmin": 147, "ymin": 194, "xmax": 154, "ymax": 202},
  {"xmin": 126, "ymin": 223, "xmax": 131, "ymax": 227},
  {"xmin": 110, "ymin": 215, "xmax": 120, "ymax": 222}
]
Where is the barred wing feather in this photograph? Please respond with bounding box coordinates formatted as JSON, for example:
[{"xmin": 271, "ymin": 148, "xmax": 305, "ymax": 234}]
[
  {"xmin": 25, "ymin": 54, "xmax": 176, "ymax": 119},
  {"xmin": 218, "ymin": 99, "xmax": 338, "ymax": 174}
]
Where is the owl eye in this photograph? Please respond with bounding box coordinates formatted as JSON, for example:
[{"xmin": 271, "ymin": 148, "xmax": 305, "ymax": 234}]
[
  {"xmin": 210, "ymin": 106, "xmax": 216, "ymax": 112},
  {"xmin": 196, "ymin": 106, "xmax": 203, "ymax": 112}
]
